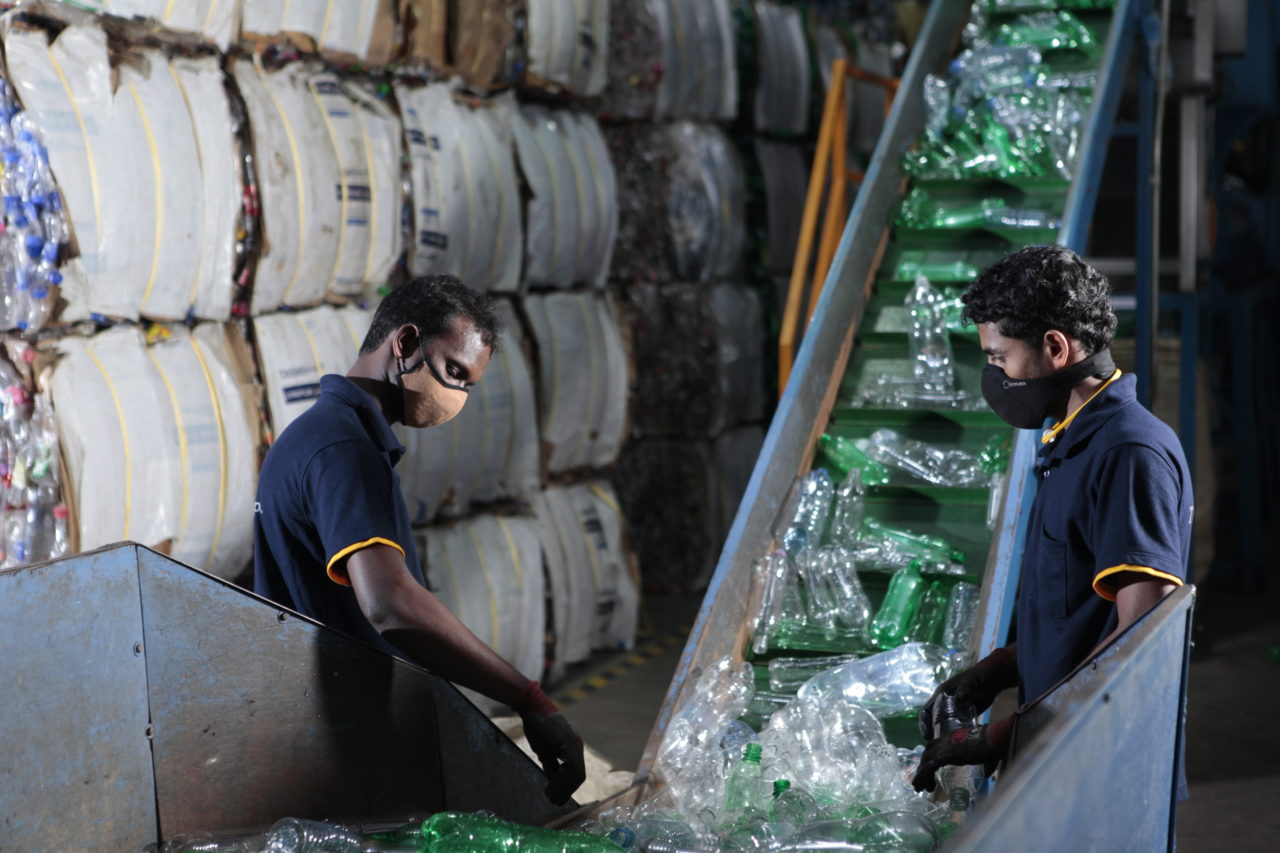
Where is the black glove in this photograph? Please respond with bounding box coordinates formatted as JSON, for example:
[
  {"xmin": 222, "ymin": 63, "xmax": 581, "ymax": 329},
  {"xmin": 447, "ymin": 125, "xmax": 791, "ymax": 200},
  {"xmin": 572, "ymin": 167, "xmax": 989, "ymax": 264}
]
[
  {"xmin": 919, "ymin": 646, "xmax": 1018, "ymax": 741},
  {"xmin": 513, "ymin": 681, "xmax": 586, "ymax": 805},
  {"xmin": 911, "ymin": 716, "xmax": 1013, "ymax": 793}
]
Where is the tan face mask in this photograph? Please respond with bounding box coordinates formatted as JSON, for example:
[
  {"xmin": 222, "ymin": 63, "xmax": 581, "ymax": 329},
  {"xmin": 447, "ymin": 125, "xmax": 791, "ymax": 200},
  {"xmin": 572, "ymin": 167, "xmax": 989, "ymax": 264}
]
[{"xmin": 399, "ymin": 343, "xmax": 469, "ymax": 428}]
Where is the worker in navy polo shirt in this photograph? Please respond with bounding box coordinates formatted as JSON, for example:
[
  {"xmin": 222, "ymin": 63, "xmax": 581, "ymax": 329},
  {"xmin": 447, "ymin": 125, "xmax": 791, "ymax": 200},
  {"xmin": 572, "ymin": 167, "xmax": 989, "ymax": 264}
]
[
  {"xmin": 912, "ymin": 246, "xmax": 1192, "ymax": 792},
  {"xmin": 254, "ymin": 274, "xmax": 585, "ymax": 804}
]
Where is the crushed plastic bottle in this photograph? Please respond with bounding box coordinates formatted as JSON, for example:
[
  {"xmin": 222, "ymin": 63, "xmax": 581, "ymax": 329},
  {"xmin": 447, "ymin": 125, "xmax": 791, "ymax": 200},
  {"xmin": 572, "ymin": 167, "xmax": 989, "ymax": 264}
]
[
  {"xmin": 796, "ymin": 642, "xmax": 957, "ymax": 718},
  {"xmin": 904, "ymin": 276, "xmax": 955, "ymax": 392},
  {"xmin": 864, "ymin": 428, "xmax": 987, "ymax": 488},
  {"xmin": 943, "ymin": 581, "xmax": 981, "ymax": 654}
]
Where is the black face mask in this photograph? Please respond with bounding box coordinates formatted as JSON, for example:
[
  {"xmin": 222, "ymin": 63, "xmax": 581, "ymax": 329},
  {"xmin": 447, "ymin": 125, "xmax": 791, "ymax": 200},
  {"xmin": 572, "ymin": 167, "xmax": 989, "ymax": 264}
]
[{"xmin": 981, "ymin": 348, "xmax": 1116, "ymax": 429}]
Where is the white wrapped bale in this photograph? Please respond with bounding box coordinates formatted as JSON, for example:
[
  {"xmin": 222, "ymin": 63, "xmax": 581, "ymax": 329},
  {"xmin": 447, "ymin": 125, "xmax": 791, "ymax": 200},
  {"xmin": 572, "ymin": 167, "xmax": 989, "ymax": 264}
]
[
  {"xmin": 526, "ymin": 0, "xmax": 609, "ymax": 96},
  {"xmin": 511, "ymin": 107, "xmax": 617, "ymax": 289},
  {"xmin": 664, "ymin": 122, "xmax": 746, "ymax": 283},
  {"xmin": 243, "ymin": 0, "xmax": 393, "ymax": 63},
  {"xmin": 653, "ymin": 0, "xmax": 737, "ymax": 121},
  {"xmin": 54, "ymin": 0, "xmax": 240, "ymax": 49},
  {"xmin": 346, "ymin": 85, "xmax": 405, "ymax": 296},
  {"xmin": 523, "ymin": 292, "xmax": 629, "ymax": 474},
  {"xmin": 752, "ymin": 1, "xmax": 811, "ymax": 135},
  {"xmin": 396, "ymin": 83, "xmax": 522, "ymax": 293},
  {"xmin": 233, "ymin": 61, "xmax": 341, "ymax": 313},
  {"xmin": 537, "ymin": 482, "xmax": 636, "ymax": 681},
  {"xmin": 254, "ymin": 305, "xmax": 361, "ymax": 437},
  {"xmin": 49, "ymin": 328, "xmax": 179, "ymax": 552},
  {"xmin": 423, "ymin": 513, "xmax": 546, "ymax": 713},
  {"xmin": 146, "ymin": 325, "xmax": 258, "ymax": 580},
  {"xmin": 170, "ymin": 56, "xmax": 241, "ymax": 321}
]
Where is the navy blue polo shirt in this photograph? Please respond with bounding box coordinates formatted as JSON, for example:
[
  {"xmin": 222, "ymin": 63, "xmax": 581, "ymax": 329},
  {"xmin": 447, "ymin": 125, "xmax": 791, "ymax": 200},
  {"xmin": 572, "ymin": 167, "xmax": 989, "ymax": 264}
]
[
  {"xmin": 254, "ymin": 374, "xmax": 423, "ymax": 656},
  {"xmin": 1017, "ymin": 371, "xmax": 1192, "ymax": 704}
]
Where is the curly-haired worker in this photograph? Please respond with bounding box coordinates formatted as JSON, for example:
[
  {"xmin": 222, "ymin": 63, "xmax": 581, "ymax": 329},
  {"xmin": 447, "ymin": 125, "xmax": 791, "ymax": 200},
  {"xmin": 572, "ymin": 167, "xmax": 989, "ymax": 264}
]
[
  {"xmin": 254, "ymin": 275, "xmax": 585, "ymax": 805},
  {"xmin": 911, "ymin": 246, "xmax": 1192, "ymax": 793}
]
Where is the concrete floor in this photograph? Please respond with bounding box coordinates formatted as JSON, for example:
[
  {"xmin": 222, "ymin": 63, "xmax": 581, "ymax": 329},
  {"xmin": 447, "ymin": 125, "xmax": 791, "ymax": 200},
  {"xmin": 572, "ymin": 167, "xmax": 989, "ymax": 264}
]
[{"xmin": 547, "ymin": 581, "xmax": 1278, "ymax": 850}]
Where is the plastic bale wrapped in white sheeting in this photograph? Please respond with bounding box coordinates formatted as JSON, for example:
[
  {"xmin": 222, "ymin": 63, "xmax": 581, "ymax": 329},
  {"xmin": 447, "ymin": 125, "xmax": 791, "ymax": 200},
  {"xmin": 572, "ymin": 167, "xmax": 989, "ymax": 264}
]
[
  {"xmin": 77, "ymin": 0, "xmax": 242, "ymax": 50},
  {"xmin": 242, "ymin": 0, "xmax": 394, "ymax": 64},
  {"xmin": 254, "ymin": 305, "xmax": 361, "ymax": 438},
  {"xmin": 536, "ymin": 482, "xmax": 637, "ymax": 681},
  {"xmin": 396, "ymin": 82, "xmax": 522, "ymax": 293},
  {"xmin": 345, "ymin": 84, "xmax": 405, "ymax": 298},
  {"xmin": 523, "ymin": 292, "xmax": 629, "ymax": 474},
  {"xmin": 753, "ymin": 139, "xmax": 809, "ymax": 276},
  {"xmin": 664, "ymin": 122, "xmax": 747, "ymax": 283},
  {"xmin": 525, "ymin": 0, "xmax": 609, "ymax": 97},
  {"xmin": 146, "ymin": 325, "xmax": 258, "ymax": 580},
  {"xmin": 511, "ymin": 108, "xmax": 618, "ymax": 289},
  {"xmin": 652, "ymin": 0, "xmax": 737, "ymax": 121},
  {"xmin": 170, "ymin": 56, "xmax": 241, "ymax": 321},
  {"xmin": 752, "ymin": 0, "xmax": 811, "ymax": 136},
  {"xmin": 421, "ymin": 513, "xmax": 546, "ymax": 715},
  {"xmin": 707, "ymin": 282, "xmax": 766, "ymax": 435},
  {"xmin": 49, "ymin": 328, "xmax": 178, "ymax": 553},
  {"xmin": 233, "ymin": 61, "xmax": 341, "ymax": 313},
  {"xmin": 336, "ymin": 303, "xmax": 376, "ymax": 354},
  {"xmin": 395, "ymin": 300, "xmax": 539, "ymax": 524}
]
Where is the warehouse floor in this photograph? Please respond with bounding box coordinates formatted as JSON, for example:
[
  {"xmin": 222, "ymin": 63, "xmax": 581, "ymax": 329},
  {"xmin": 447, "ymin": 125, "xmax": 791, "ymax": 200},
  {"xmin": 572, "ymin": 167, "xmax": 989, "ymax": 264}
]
[{"xmin": 548, "ymin": 581, "xmax": 1280, "ymax": 851}]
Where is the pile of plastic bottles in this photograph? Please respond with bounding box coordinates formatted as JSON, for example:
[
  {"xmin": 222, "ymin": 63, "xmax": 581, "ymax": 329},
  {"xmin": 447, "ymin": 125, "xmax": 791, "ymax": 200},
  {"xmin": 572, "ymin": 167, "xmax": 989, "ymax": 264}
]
[
  {"xmin": 904, "ymin": 1, "xmax": 1113, "ymax": 183},
  {"xmin": 895, "ymin": 187, "xmax": 1062, "ymax": 234},
  {"xmin": 0, "ymin": 357, "xmax": 67, "ymax": 568},
  {"xmin": 576, "ymin": 656, "xmax": 975, "ymax": 852},
  {"xmin": 0, "ymin": 78, "xmax": 69, "ymax": 333},
  {"xmin": 751, "ymin": 468, "xmax": 982, "ymax": 660}
]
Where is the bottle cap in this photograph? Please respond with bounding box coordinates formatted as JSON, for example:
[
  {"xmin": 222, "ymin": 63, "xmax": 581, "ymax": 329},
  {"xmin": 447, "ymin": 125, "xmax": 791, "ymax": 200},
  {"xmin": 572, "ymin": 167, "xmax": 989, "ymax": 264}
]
[{"xmin": 53, "ymin": 504, "xmax": 69, "ymax": 519}]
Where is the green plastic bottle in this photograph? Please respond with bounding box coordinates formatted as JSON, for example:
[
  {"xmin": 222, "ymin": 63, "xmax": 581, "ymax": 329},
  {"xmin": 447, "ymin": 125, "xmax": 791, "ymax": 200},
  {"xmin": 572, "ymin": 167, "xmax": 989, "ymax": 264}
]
[
  {"xmin": 410, "ymin": 812, "xmax": 620, "ymax": 852},
  {"xmin": 869, "ymin": 560, "xmax": 927, "ymax": 649},
  {"xmin": 768, "ymin": 779, "xmax": 821, "ymax": 825},
  {"xmin": 907, "ymin": 580, "xmax": 949, "ymax": 645},
  {"xmin": 723, "ymin": 742, "xmax": 765, "ymax": 812},
  {"xmin": 818, "ymin": 434, "xmax": 891, "ymax": 486}
]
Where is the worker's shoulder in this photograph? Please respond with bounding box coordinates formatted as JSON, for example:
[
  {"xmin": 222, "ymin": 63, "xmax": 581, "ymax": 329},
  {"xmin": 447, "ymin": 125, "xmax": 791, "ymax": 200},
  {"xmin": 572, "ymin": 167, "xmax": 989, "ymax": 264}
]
[
  {"xmin": 1093, "ymin": 400, "xmax": 1187, "ymax": 470},
  {"xmin": 263, "ymin": 397, "xmax": 373, "ymax": 474}
]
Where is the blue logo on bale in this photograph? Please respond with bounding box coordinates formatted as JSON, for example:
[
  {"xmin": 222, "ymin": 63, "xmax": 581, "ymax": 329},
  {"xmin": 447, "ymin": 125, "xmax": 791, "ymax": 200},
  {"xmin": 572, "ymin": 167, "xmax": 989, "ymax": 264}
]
[{"xmin": 284, "ymin": 383, "xmax": 322, "ymax": 404}]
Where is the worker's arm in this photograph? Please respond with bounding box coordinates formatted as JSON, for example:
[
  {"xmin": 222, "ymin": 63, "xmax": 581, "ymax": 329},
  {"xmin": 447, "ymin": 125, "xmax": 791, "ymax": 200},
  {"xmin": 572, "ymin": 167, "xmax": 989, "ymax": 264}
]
[
  {"xmin": 1089, "ymin": 573, "xmax": 1178, "ymax": 656},
  {"xmin": 345, "ymin": 544, "xmax": 585, "ymax": 804},
  {"xmin": 346, "ymin": 543, "xmax": 530, "ymax": 701}
]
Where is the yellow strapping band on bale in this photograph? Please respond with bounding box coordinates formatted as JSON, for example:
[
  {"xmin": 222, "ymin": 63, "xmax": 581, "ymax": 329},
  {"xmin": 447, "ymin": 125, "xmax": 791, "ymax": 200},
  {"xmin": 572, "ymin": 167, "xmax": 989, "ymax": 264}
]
[
  {"xmin": 495, "ymin": 516, "xmax": 523, "ymax": 587},
  {"xmin": 165, "ymin": 63, "xmax": 207, "ymax": 308},
  {"xmin": 356, "ymin": 107, "xmax": 381, "ymax": 285},
  {"xmin": 85, "ymin": 344, "xmax": 131, "ymax": 540},
  {"xmin": 477, "ymin": 119, "xmax": 507, "ymax": 290},
  {"xmin": 48, "ymin": 48, "xmax": 102, "ymax": 247},
  {"xmin": 466, "ymin": 524, "xmax": 500, "ymax": 651},
  {"xmin": 189, "ymin": 336, "xmax": 230, "ymax": 568},
  {"xmin": 257, "ymin": 61, "xmax": 309, "ymax": 305},
  {"xmin": 588, "ymin": 482, "xmax": 620, "ymax": 516},
  {"xmin": 127, "ymin": 82, "xmax": 165, "ymax": 312},
  {"xmin": 318, "ymin": 0, "xmax": 337, "ymax": 48},
  {"xmin": 295, "ymin": 314, "xmax": 326, "ymax": 377},
  {"xmin": 201, "ymin": 0, "xmax": 223, "ymax": 33},
  {"xmin": 307, "ymin": 77, "xmax": 348, "ymax": 295},
  {"xmin": 456, "ymin": 111, "xmax": 479, "ymax": 285},
  {"xmin": 146, "ymin": 345, "xmax": 190, "ymax": 545}
]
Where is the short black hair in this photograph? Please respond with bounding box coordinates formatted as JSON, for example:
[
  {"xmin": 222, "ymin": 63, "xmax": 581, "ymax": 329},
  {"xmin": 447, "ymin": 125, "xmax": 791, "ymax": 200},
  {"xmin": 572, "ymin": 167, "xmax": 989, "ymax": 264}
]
[
  {"xmin": 360, "ymin": 275, "xmax": 501, "ymax": 356},
  {"xmin": 961, "ymin": 245, "xmax": 1117, "ymax": 355}
]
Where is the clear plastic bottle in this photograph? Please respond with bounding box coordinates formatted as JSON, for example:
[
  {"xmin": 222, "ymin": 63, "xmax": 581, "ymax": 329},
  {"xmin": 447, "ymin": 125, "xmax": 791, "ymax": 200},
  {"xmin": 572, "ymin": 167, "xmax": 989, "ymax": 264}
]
[
  {"xmin": 828, "ymin": 469, "xmax": 867, "ymax": 547},
  {"xmin": 782, "ymin": 469, "xmax": 835, "ymax": 556},
  {"xmin": 907, "ymin": 581, "xmax": 949, "ymax": 645},
  {"xmin": 796, "ymin": 642, "xmax": 953, "ymax": 717},
  {"xmin": 768, "ymin": 780, "xmax": 821, "ymax": 825},
  {"xmin": 864, "ymin": 428, "xmax": 985, "ymax": 487},
  {"xmin": 904, "ymin": 276, "xmax": 954, "ymax": 390},
  {"xmin": 4, "ymin": 504, "xmax": 28, "ymax": 568},
  {"xmin": 768, "ymin": 654, "xmax": 860, "ymax": 694},
  {"xmin": 49, "ymin": 503, "xmax": 69, "ymax": 560},
  {"xmin": 943, "ymin": 581, "xmax": 980, "ymax": 653}
]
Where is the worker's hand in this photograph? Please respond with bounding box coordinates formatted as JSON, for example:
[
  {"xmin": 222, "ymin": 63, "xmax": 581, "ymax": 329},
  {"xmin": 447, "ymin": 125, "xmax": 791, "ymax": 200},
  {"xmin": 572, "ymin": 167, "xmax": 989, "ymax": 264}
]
[
  {"xmin": 918, "ymin": 646, "xmax": 1018, "ymax": 741},
  {"xmin": 911, "ymin": 716, "xmax": 1013, "ymax": 793},
  {"xmin": 512, "ymin": 681, "xmax": 586, "ymax": 805}
]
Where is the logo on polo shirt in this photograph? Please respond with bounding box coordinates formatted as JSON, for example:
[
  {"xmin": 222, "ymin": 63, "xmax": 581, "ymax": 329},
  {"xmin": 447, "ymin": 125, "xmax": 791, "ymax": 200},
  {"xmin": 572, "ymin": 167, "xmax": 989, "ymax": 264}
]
[{"xmin": 254, "ymin": 501, "xmax": 263, "ymax": 515}]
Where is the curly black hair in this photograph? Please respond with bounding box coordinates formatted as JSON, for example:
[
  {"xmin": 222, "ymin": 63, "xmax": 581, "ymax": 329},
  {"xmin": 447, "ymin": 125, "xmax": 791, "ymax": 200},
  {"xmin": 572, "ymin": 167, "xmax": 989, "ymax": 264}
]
[
  {"xmin": 961, "ymin": 245, "xmax": 1117, "ymax": 354},
  {"xmin": 360, "ymin": 274, "xmax": 501, "ymax": 356}
]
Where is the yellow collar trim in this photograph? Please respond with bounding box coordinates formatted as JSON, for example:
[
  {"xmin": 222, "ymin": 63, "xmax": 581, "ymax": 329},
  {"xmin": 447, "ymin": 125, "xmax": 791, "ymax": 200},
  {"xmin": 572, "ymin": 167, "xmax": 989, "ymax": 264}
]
[{"xmin": 1041, "ymin": 368, "xmax": 1123, "ymax": 445}]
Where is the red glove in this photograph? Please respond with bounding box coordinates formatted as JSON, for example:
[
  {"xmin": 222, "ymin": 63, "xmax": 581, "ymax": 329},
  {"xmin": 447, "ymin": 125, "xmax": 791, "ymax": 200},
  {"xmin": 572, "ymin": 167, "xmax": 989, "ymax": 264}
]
[
  {"xmin": 511, "ymin": 681, "xmax": 586, "ymax": 806},
  {"xmin": 911, "ymin": 715, "xmax": 1013, "ymax": 792}
]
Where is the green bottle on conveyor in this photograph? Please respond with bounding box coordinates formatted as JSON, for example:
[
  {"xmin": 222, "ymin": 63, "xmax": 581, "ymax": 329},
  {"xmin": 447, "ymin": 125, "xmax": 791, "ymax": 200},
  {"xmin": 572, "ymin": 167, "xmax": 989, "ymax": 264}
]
[
  {"xmin": 869, "ymin": 560, "xmax": 927, "ymax": 650},
  {"xmin": 724, "ymin": 742, "xmax": 765, "ymax": 812},
  {"xmin": 908, "ymin": 580, "xmax": 949, "ymax": 645},
  {"xmin": 390, "ymin": 812, "xmax": 621, "ymax": 852},
  {"xmin": 863, "ymin": 518, "xmax": 966, "ymax": 567},
  {"xmin": 818, "ymin": 434, "xmax": 891, "ymax": 486}
]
